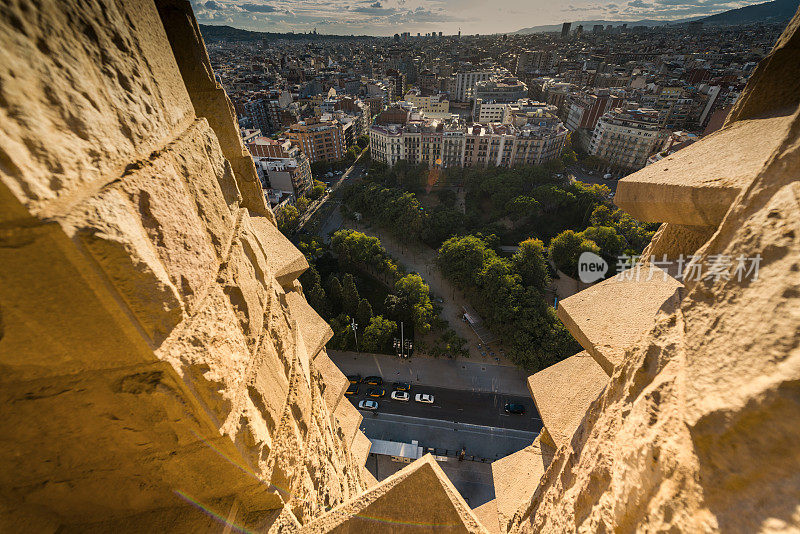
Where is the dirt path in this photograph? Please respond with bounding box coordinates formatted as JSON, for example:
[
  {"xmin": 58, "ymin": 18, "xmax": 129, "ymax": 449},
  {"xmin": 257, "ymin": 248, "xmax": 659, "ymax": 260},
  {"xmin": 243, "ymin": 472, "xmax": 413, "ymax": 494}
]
[{"xmin": 343, "ymin": 219, "xmax": 517, "ymax": 367}]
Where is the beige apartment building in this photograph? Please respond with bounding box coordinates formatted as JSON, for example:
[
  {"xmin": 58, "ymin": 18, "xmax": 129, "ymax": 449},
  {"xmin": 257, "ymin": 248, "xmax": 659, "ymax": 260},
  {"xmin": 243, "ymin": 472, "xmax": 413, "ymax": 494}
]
[{"xmin": 285, "ymin": 117, "xmax": 345, "ymax": 163}]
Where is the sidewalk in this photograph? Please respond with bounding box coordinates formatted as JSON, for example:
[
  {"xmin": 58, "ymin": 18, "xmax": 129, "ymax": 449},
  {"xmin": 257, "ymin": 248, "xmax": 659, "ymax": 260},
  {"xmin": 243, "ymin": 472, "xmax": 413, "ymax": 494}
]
[{"xmin": 329, "ymin": 350, "xmax": 530, "ymax": 396}]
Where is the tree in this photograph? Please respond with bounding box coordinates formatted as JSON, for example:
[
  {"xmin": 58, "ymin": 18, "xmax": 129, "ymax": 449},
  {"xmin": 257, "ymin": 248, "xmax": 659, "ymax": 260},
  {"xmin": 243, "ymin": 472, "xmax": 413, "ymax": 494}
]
[
  {"xmin": 295, "ymin": 196, "xmax": 310, "ymax": 213},
  {"xmin": 436, "ymin": 188, "xmax": 457, "ymax": 207},
  {"xmin": 506, "ymin": 196, "xmax": 540, "ymax": 220},
  {"xmin": 356, "ymin": 298, "xmax": 373, "ymax": 327},
  {"xmin": 308, "ymin": 180, "xmax": 326, "ymax": 200},
  {"xmin": 327, "ymin": 276, "xmax": 343, "ymax": 315},
  {"xmin": 548, "ymin": 230, "xmax": 601, "ymax": 278},
  {"xmin": 395, "ymin": 274, "xmax": 435, "ymax": 334},
  {"xmin": 275, "ymin": 205, "xmax": 299, "ymax": 234},
  {"xmin": 342, "ymin": 273, "xmax": 360, "ymax": 317},
  {"xmin": 580, "ymin": 226, "xmax": 625, "ymax": 259},
  {"xmin": 436, "ymin": 235, "xmax": 492, "ymax": 288},
  {"xmin": 361, "ymin": 316, "xmax": 397, "ymax": 353},
  {"xmin": 421, "ymin": 207, "xmax": 465, "ymax": 248},
  {"xmin": 300, "ymin": 266, "xmax": 327, "ymax": 316},
  {"xmin": 512, "ymin": 238, "xmax": 551, "ymax": 291}
]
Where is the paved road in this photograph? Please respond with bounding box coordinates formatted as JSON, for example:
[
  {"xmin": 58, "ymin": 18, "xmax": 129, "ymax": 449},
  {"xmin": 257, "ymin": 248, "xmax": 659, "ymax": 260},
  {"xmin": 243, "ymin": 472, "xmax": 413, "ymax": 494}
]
[
  {"xmin": 359, "ymin": 412, "xmax": 538, "ymax": 461},
  {"xmin": 330, "ymin": 350, "xmax": 531, "ymax": 396},
  {"xmin": 347, "ymin": 383, "xmax": 542, "ymax": 432}
]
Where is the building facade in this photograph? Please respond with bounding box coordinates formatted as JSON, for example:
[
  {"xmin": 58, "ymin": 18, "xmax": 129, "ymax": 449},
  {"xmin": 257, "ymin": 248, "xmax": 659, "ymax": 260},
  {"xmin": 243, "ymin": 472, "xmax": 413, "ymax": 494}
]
[
  {"xmin": 370, "ymin": 114, "xmax": 567, "ymax": 169},
  {"xmin": 454, "ymin": 71, "xmax": 492, "ymax": 101},
  {"xmin": 588, "ymin": 108, "xmax": 661, "ymax": 171},
  {"xmin": 285, "ymin": 117, "xmax": 345, "ymax": 163}
]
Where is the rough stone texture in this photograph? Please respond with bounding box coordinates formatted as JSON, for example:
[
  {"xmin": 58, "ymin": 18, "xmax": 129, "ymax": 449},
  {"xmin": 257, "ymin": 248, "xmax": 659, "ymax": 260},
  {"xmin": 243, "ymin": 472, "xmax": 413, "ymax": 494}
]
[
  {"xmin": 251, "ymin": 215, "xmax": 310, "ymax": 289},
  {"xmin": 286, "ymin": 288, "xmax": 334, "ymax": 362},
  {"xmin": 0, "ymin": 1, "xmax": 367, "ymax": 531},
  {"xmin": 614, "ymin": 113, "xmax": 794, "ymax": 226},
  {"xmin": 472, "ymin": 500, "xmax": 501, "ymax": 534},
  {"xmin": 491, "ymin": 436, "xmax": 555, "ymax": 533},
  {"xmin": 313, "ymin": 351, "xmax": 350, "ymax": 413},
  {"xmin": 302, "ymin": 455, "xmax": 489, "ymax": 533},
  {"xmin": 334, "ymin": 396, "xmax": 364, "ymax": 447},
  {"xmin": 527, "ymin": 352, "xmax": 608, "ymax": 449},
  {"xmin": 505, "ymin": 12, "xmax": 800, "ymax": 533},
  {"xmin": 557, "ymin": 265, "xmax": 683, "ymax": 374},
  {"xmin": 640, "ymin": 222, "xmax": 717, "ymax": 274}
]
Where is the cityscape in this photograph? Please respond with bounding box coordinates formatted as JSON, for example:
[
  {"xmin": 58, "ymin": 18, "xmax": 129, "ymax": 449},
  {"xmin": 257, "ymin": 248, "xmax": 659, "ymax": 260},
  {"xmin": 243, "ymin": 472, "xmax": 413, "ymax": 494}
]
[{"xmin": 1, "ymin": 0, "xmax": 799, "ymax": 532}]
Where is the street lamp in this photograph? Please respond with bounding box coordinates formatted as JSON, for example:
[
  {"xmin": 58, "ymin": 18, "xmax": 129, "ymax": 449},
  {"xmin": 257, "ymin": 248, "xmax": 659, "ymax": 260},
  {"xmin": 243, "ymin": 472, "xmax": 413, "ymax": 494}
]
[{"xmin": 351, "ymin": 318, "xmax": 358, "ymax": 352}]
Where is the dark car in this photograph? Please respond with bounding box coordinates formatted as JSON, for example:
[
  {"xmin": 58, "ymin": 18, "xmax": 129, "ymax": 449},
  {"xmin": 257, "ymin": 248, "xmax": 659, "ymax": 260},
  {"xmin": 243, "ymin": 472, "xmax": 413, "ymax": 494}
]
[
  {"xmin": 363, "ymin": 376, "xmax": 383, "ymax": 386},
  {"xmin": 504, "ymin": 403, "xmax": 526, "ymax": 415},
  {"xmin": 393, "ymin": 382, "xmax": 411, "ymax": 391},
  {"xmin": 345, "ymin": 383, "xmax": 359, "ymax": 396},
  {"xmin": 367, "ymin": 388, "xmax": 385, "ymax": 398},
  {"xmin": 347, "ymin": 374, "xmax": 361, "ymax": 385}
]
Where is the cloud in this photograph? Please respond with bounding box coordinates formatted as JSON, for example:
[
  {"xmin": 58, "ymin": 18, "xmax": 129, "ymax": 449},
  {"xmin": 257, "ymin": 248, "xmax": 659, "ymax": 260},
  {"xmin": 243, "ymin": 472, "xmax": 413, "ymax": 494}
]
[
  {"xmin": 204, "ymin": 0, "xmax": 224, "ymax": 9},
  {"xmin": 370, "ymin": 1, "xmax": 382, "ymax": 6},
  {"xmin": 241, "ymin": 2, "xmax": 276, "ymax": 12}
]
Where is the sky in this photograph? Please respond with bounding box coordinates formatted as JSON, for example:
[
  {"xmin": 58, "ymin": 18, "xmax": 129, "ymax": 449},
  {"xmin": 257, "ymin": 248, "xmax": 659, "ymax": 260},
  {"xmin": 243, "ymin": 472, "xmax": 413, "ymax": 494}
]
[{"xmin": 190, "ymin": 0, "xmax": 767, "ymax": 36}]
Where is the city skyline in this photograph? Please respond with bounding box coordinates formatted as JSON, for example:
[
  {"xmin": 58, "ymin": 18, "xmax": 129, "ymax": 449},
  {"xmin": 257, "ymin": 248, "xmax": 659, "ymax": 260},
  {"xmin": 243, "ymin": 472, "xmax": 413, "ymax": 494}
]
[{"xmin": 190, "ymin": 0, "xmax": 768, "ymax": 36}]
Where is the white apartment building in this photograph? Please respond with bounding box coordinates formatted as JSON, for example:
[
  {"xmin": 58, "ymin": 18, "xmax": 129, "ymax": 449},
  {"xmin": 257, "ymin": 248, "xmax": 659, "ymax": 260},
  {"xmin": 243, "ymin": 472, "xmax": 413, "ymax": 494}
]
[
  {"xmin": 589, "ymin": 108, "xmax": 661, "ymax": 171},
  {"xmin": 454, "ymin": 71, "xmax": 492, "ymax": 101},
  {"xmin": 474, "ymin": 100, "xmax": 510, "ymax": 123},
  {"xmin": 370, "ymin": 114, "xmax": 567, "ymax": 169}
]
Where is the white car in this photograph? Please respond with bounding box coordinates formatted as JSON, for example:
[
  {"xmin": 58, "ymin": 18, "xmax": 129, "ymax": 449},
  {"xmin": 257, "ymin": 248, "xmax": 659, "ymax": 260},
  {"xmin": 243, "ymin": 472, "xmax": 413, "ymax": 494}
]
[
  {"xmin": 391, "ymin": 391, "xmax": 409, "ymax": 401},
  {"xmin": 358, "ymin": 400, "xmax": 378, "ymax": 410},
  {"xmin": 414, "ymin": 393, "xmax": 434, "ymax": 404}
]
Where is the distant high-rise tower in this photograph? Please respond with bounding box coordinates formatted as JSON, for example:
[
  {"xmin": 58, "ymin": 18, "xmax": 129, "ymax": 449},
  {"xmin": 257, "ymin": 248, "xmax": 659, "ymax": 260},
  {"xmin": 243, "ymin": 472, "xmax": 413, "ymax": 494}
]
[{"xmin": 561, "ymin": 22, "xmax": 571, "ymax": 38}]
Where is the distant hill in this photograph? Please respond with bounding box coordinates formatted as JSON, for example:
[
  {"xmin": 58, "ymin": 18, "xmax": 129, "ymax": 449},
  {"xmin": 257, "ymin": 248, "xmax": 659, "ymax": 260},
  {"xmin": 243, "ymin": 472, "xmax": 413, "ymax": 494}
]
[
  {"xmin": 699, "ymin": 0, "xmax": 798, "ymax": 25},
  {"xmin": 198, "ymin": 24, "xmax": 372, "ymax": 42},
  {"xmin": 514, "ymin": 0, "xmax": 798, "ymax": 34}
]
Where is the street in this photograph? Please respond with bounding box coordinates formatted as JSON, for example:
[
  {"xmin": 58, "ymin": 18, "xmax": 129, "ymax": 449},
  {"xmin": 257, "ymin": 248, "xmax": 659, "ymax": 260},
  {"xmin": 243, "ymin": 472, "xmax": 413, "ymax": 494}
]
[
  {"xmin": 330, "ymin": 350, "xmax": 531, "ymax": 396},
  {"xmin": 347, "ymin": 382, "xmax": 541, "ymax": 432}
]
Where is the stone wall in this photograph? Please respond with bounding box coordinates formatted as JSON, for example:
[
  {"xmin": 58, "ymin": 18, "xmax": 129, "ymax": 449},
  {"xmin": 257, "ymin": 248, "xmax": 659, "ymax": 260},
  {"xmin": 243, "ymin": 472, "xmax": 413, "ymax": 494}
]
[
  {"xmin": 0, "ymin": 1, "xmax": 369, "ymax": 531},
  {"xmin": 1, "ymin": 1, "xmax": 799, "ymax": 532}
]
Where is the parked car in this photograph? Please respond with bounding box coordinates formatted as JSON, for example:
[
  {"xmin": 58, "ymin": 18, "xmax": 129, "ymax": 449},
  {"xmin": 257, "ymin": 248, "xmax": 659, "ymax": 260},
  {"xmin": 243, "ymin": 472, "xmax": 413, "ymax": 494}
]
[
  {"xmin": 393, "ymin": 382, "xmax": 411, "ymax": 391},
  {"xmin": 390, "ymin": 390, "xmax": 409, "ymax": 401},
  {"xmin": 367, "ymin": 388, "xmax": 385, "ymax": 398},
  {"xmin": 358, "ymin": 400, "xmax": 378, "ymax": 410},
  {"xmin": 347, "ymin": 374, "xmax": 361, "ymax": 384},
  {"xmin": 363, "ymin": 376, "xmax": 383, "ymax": 386},
  {"xmin": 504, "ymin": 403, "xmax": 526, "ymax": 415},
  {"xmin": 603, "ymin": 173, "xmax": 613, "ymax": 180},
  {"xmin": 345, "ymin": 383, "xmax": 359, "ymax": 396},
  {"xmin": 415, "ymin": 393, "xmax": 434, "ymax": 404}
]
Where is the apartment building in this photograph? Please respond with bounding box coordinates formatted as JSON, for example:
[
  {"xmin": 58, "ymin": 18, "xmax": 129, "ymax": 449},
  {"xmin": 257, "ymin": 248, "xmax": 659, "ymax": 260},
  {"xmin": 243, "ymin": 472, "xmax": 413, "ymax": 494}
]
[
  {"xmin": 403, "ymin": 90, "xmax": 450, "ymax": 117},
  {"xmin": 247, "ymin": 137, "xmax": 313, "ymax": 200},
  {"xmin": 516, "ymin": 50, "xmax": 550, "ymax": 76},
  {"xmin": 454, "ymin": 70, "xmax": 492, "ymax": 101},
  {"xmin": 565, "ymin": 89, "xmax": 622, "ymax": 132},
  {"xmin": 285, "ymin": 117, "xmax": 345, "ymax": 163},
  {"xmin": 474, "ymin": 100, "xmax": 510, "ymax": 123},
  {"xmin": 370, "ymin": 114, "xmax": 567, "ymax": 169},
  {"xmin": 588, "ymin": 108, "xmax": 660, "ymax": 171},
  {"xmin": 474, "ymin": 76, "xmax": 528, "ymax": 103}
]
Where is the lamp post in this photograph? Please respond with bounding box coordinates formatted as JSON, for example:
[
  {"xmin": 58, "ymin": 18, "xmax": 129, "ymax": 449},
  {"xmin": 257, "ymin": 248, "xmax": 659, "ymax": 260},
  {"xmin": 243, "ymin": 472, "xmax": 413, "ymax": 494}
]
[{"xmin": 351, "ymin": 319, "xmax": 358, "ymax": 352}]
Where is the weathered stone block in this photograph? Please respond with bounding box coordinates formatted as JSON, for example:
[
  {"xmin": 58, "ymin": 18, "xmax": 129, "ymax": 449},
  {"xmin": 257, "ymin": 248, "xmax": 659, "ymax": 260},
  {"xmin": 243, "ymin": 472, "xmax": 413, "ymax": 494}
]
[
  {"xmin": 527, "ymin": 351, "xmax": 608, "ymax": 449},
  {"xmin": 0, "ymin": 0, "xmax": 194, "ymax": 219}
]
